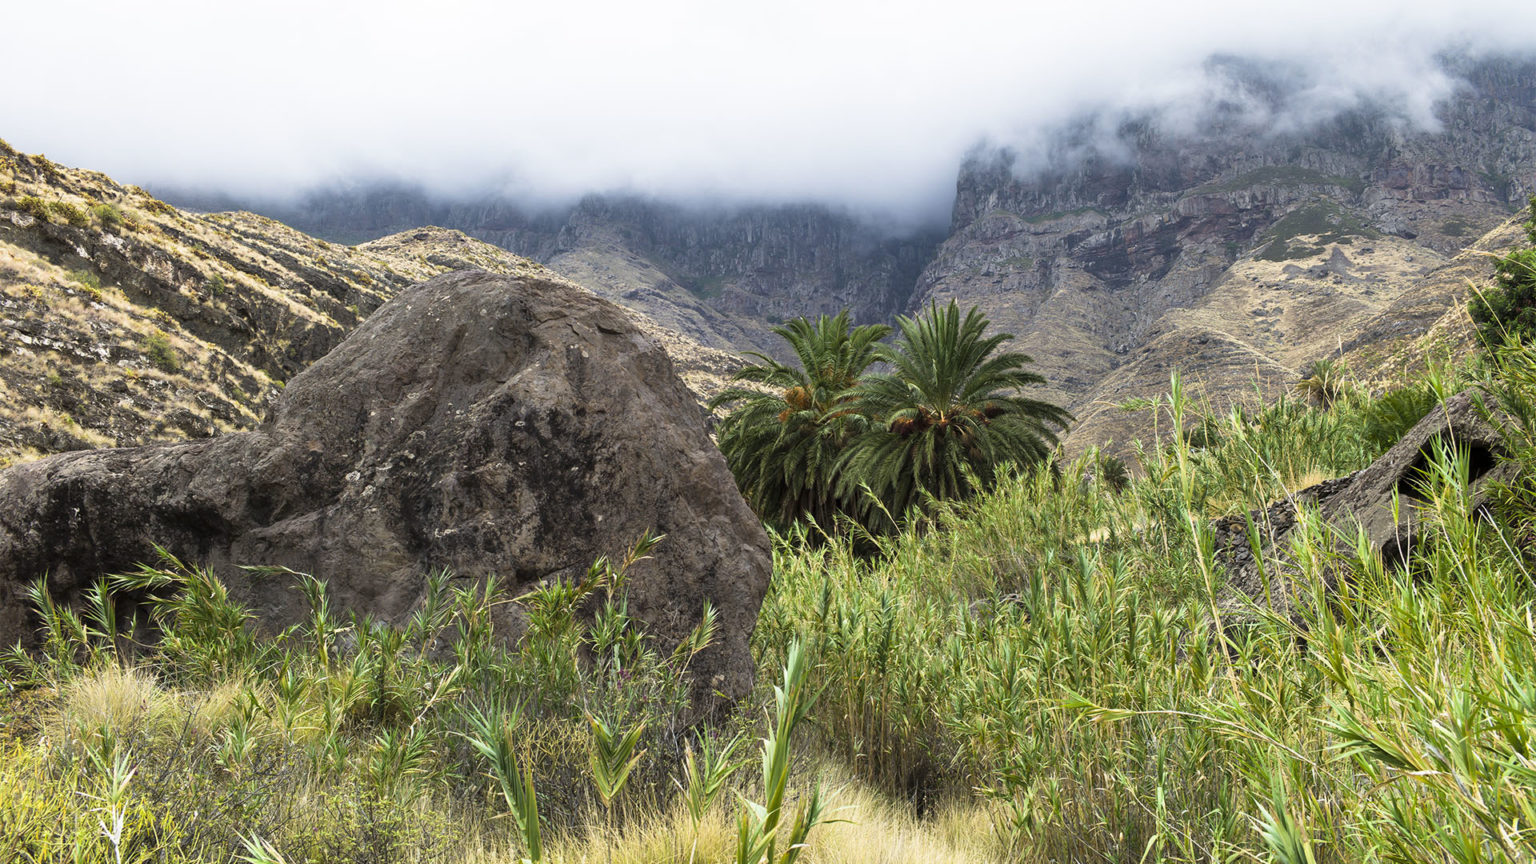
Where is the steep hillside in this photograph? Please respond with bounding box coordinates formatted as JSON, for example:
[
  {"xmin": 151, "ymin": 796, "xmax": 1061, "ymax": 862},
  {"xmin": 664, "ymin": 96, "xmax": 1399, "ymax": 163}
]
[
  {"xmin": 233, "ymin": 55, "xmax": 1536, "ymax": 454},
  {"xmin": 1066, "ymin": 216, "xmax": 1522, "ymax": 450},
  {"xmin": 0, "ymin": 142, "xmax": 735, "ymax": 467}
]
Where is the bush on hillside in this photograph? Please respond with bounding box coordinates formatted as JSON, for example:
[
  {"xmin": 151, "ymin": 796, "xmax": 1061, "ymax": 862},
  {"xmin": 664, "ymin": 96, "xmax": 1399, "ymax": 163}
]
[{"xmin": 1470, "ymin": 196, "xmax": 1536, "ymax": 347}]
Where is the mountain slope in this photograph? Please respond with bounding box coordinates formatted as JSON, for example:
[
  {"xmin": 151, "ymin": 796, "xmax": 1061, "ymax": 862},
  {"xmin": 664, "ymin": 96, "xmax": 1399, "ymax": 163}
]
[
  {"xmin": 244, "ymin": 55, "xmax": 1536, "ymax": 453},
  {"xmin": 913, "ymin": 55, "xmax": 1536, "ymax": 451},
  {"xmin": 1065, "ymin": 217, "xmax": 1522, "ymax": 449},
  {"xmin": 0, "ymin": 141, "xmax": 735, "ymax": 467}
]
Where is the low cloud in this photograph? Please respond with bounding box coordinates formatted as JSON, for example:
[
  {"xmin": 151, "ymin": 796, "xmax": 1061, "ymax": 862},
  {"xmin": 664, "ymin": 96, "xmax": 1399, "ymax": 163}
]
[{"xmin": 4, "ymin": 0, "xmax": 1534, "ymax": 221}]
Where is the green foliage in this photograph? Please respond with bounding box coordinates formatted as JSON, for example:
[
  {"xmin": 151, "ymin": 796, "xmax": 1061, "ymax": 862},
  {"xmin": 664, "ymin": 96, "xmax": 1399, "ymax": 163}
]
[
  {"xmin": 587, "ymin": 712, "xmax": 646, "ymax": 812},
  {"xmin": 709, "ymin": 310, "xmax": 890, "ymax": 531},
  {"xmin": 1258, "ymin": 200, "xmax": 1379, "ymax": 261},
  {"xmin": 465, "ymin": 704, "xmax": 545, "ymax": 863},
  {"xmin": 91, "ymin": 203, "xmax": 123, "ymax": 229},
  {"xmin": 1091, "ymin": 449, "xmax": 1130, "ymax": 492},
  {"xmin": 838, "ymin": 301, "xmax": 1071, "ymax": 530},
  {"xmin": 68, "ymin": 268, "xmax": 102, "ymax": 291},
  {"xmin": 1470, "ymin": 197, "xmax": 1536, "ymax": 347},
  {"xmin": 112, "ymin": 549, "xmax": 270, "ymax": 681},
  {"xmin": 734, "ymin": 640, "xmax": 837, "ymax": 864},
  {"xmin": 1362, "ymin": 383, "xmax": 1440, "ymax": 453},
  {"xmin": 142, "ymin": 329, "xmax": 179, "ymax": 373},
  {"xmin": 1478, "ymin": 338, "xmax": 1536, "ymax": 554},
  {"xmin": 46, "ymin": 199, "xmax": 90, "ymax": 227},
  {"xmin": 139, "ymin": 197, "xmax": 174, "ymax": 216},
  {"xmin": 16, "ymin": 194, "xmax": 49, "ymax": 221},
  {"xmin": 1440, "ymin": 216, "xmax": 1474, "ymax": 238},
  {"xmin": 2, "ymin": 532, "xmax": 716, "ymax": 863},
  {"xmin": 754, "ymin": 341, "xmax": 1536, "ymax": 861},
  {"xmin": 1294, "ymin": 358, "xmax": 1348, "ymax": 408},
  {"xmin": 712, "ymin": 302, "xmax": 1068, "ymax": 535},
  {"xmin": 681, "ymin": 730, "xmax": 748, "ymax": 825}
]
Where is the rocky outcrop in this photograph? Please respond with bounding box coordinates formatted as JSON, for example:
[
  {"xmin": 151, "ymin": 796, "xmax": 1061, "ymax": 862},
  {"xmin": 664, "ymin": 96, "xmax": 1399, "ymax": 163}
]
[
  {"xmin": 1216, "ymin": 389, "xmax": 1518, "ymax": 615},
  {"xmin": 0, "ymin": 270, "xmax": 772, "ymax": 701},
  {"xmin": 166, "ymin": 55, "xmax": 1536, "ymax": 454}
]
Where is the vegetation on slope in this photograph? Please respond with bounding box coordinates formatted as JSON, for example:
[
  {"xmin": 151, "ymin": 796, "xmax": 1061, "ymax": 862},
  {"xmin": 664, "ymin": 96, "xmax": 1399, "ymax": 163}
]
[
  {"xmin": 6, "ymin": 326, "xmax": 1536, "ymax": 861},
  {"xmin": 0, "ymin": 139, "xmax": 555, "ymax": 469},
  {"xmin": 1471, "ymin": 196, "xmax": 1536, "ymax": 348},
  {"xmin": 0, "ymin": 140, "xmax": 740, "ymax": 469}
]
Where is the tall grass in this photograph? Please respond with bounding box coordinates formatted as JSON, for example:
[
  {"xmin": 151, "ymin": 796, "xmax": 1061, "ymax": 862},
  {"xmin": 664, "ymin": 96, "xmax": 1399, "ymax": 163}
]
[
  {"xmin": 757, "ymin": 355, "xmax": 1536, "ymax": 862},
  {"xmin": 5, "ymin": 343, "xmax": 1536, "ymax": 862}
]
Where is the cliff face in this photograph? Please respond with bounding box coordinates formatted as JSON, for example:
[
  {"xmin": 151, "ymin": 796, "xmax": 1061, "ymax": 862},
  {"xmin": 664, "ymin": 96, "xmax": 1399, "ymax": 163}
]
[
  {"xmin": 914, "ymin": 54, "xmax": 1536, "ymax": 451},
  {"xmin": 257, "ymin": 190, "xmax": 942, "ymax": 361}
]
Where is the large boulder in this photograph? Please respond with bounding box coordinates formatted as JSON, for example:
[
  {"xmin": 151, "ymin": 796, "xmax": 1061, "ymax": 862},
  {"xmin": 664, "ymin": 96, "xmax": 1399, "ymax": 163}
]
[
  {"xmin": 1217, "ymin": 388, "xmax": 1519, "ymax": 616},
  {"xmin": 0, "ymin": 270, "xmax": 772, "ymax": 700}
]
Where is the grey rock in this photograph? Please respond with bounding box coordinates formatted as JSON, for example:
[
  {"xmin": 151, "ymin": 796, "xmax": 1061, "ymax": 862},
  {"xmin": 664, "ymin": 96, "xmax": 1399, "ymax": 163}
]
[
  {"xmin": 1315, "ymin": 389, "xmax": 1516, "ymax": 569},
  {"xmin": 1216, "ymin": 389, "xmax": 1518, "ymax": 617},
  {"xmin": 0, "ymin": 270, "xmax": 771, "ymax": 702}
]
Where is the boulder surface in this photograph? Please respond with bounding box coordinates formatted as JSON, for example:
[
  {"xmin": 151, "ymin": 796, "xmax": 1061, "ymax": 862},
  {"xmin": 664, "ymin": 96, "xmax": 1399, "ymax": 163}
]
[{"xmin": 0, "ymin": 270, "xmax": 772, "ymax": 700}]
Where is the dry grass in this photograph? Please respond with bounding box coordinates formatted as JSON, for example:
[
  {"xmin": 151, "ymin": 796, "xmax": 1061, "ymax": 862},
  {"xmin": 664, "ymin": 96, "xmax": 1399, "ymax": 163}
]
[
  {"xmin": 512, "ymin": 768, "xmax": 1006, "ymax": 864},
  {"xmin": 54, "ymin": 665, "xmax": 171, "ymax": 739}
]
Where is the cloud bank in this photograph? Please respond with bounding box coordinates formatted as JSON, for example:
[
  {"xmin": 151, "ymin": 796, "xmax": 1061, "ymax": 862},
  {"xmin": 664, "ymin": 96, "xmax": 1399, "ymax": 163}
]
[{"xmin": 4, "ymin": 0, "xmax": 1536, "ymax": 219}]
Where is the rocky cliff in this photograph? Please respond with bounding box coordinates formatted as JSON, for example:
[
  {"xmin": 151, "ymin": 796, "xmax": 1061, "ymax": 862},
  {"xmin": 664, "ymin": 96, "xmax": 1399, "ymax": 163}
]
[
  {"xmin": 162, "ymin": 53, "xmax": 1536, "ymax": 454},
  {"xmin": 913, "ymin": 54, "xmax": 1536, "ymax": 451}
]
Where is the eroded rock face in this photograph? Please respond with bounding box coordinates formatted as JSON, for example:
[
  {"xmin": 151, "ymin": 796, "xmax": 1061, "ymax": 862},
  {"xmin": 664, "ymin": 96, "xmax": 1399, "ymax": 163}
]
[
  {"xmin": 0, "ymin": 270, "xmax": 772, "ymax": 701},
  {"xmin": 1216, "ymin": 389, "xmax": 1518, "ymax": 616}
]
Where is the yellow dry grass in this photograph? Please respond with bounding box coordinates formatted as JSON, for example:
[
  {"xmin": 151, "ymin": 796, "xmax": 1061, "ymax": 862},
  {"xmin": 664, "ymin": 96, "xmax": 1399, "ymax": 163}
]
[
  {"xmin": 523, "ymin": 766, "xmax": 1006, "ymax": 864},
  {"xmin": 54, "ymin": 665, "xmax": 170, "ymax": 739}
]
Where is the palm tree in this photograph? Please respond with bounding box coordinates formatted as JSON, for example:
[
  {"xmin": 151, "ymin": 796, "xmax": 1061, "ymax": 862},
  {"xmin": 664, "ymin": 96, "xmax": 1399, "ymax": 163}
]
[
  {"xmin": 837, "ymin": 301, "xmax": 1070, "ymax": 528},
  {"xmin": 1295, "ymin": 358, "xmax": 1347, "ymax": 408},
  {"xmin": 708, "ymin": 311, "xmax": 891, "ymax": 530}
]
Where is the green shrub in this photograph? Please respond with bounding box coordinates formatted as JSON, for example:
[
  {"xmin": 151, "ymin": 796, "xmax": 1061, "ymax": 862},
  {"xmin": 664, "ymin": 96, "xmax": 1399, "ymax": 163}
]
[
  {"xmin": 1362, "ymin": 384, "xmax": 1440, "ymax": 453},
  {"xmin": 90, "ymin": 203, "xmax": 123, "ymax": 229},
  {"xmin": 67, "ymin": 269, "xmax": 101, "ymax": 290},
  {"xmin": 1470, "ymin": 196, "xmax": 1536, "ymax": 347},
  {"xmin": 15, "ymin": 194, "xmax": 49, "ymax": 221},
  {"xmin": 45, "ymin": 200, "xmax": 89, "ymax": 227},
  {"xmin": 143, "ymin": 329, "xmax": 179, "ymax": 373}
]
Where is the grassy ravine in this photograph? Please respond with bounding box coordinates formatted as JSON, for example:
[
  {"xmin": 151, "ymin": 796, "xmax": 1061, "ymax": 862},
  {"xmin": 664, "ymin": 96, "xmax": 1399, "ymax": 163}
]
[{"xmin": 5, "ymin": 340, "xmax": 1536, "ymax": 863}]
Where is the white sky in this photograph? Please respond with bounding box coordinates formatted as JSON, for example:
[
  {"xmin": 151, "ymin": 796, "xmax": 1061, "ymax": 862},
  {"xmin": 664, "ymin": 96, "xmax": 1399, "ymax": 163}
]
[{"xmin": 4, "ymin": 0, "xmax": 1536, "ymax": 220}]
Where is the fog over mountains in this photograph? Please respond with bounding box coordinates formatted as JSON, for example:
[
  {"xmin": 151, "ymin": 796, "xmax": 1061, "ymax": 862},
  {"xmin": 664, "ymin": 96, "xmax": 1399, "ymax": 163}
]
[{"xmin": 5, "ymin": 1, "xmax": 1536, "ymax": 217}]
